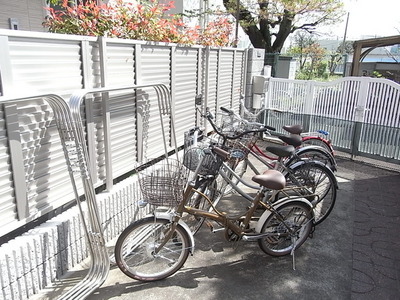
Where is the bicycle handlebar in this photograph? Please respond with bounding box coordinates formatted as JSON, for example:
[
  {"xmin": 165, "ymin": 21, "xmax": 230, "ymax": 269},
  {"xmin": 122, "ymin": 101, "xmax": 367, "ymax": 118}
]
[
  {"xmin": 203, "ymin": 107, "xmax": 272, "ymax": 140},
  {"xmin": 219, "ymin": 106, "xmax": 276, "ymax": 131},
  {"xmin": 220, "ymin": 106, "xmax": 232, "ymax": 115}
]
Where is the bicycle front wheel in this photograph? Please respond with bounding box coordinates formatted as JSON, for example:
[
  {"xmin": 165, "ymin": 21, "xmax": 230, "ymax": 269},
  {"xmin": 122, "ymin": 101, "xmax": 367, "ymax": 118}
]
[
  {"xmin": 258, "ymin": 201, "xmax": 313, "ymax": 256},
  {"xmin": 286, "ymin": 161, "xmax": 337, "ymax": 225},
  {"xmin": 115, "ymin": 217, "xmax": 191, "ymax": 281}
]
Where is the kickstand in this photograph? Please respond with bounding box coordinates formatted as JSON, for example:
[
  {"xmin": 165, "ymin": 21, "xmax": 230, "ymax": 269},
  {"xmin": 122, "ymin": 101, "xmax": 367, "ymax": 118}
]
[{"xmin": 291, "ymin": 236, "xmax": 297, "ymax": 270}]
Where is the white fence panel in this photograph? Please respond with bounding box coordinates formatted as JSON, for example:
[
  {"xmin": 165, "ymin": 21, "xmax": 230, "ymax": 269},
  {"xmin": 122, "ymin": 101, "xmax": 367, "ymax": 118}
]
[
  {"xmin": 218, "ymin": 50, "xmax": 234, "ymax": 109},
  {"xmin": 140, "ymin": 45, "xmax": 173, "ymax": 159},
  {"xmin": 205, "ymin": 49, "xmax": 219, "ymax": 116},
  {"xmin": 0, "ymin": 30, "xmax": 247, "ymax": 237},
  {"xmin": 174, "ymin": 46, "xmax": 201, "ymax": 146}
]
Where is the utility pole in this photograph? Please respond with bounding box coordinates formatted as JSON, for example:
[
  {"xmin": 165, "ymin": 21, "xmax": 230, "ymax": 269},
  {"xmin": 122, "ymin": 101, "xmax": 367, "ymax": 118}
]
[
  {"xmin": 341, "ymin": 12, "xmax": 350, "ymax": 54},
  {"xmin": 341, "ymin": 12, "xmax": 350, "ymax": 76},
  {"xmin": 234, "ymin": 0, "xmax": 240, "ymax": 47}
]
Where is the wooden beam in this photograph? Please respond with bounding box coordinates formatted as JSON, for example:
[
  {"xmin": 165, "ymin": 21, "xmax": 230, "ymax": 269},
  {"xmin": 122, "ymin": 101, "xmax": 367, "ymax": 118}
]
[{"xmin": 351, "ymin": 35, "xmax": 400, "ymax": 76}]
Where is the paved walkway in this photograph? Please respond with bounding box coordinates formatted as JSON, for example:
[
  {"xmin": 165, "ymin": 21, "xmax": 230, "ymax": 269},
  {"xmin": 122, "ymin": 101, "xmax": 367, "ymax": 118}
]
[
  {"xmin": 337, "ymin": 158, "xmax": 400, "ymax": 299},
  {"xmin": 34, "ymin": 157, "xmax": 400, "ymax": 300}
]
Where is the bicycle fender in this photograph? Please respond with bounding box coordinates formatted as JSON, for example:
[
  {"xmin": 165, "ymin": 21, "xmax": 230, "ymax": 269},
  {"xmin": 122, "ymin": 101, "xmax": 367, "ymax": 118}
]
[
  {"xmin": 152, "ymin": 211, "xmax": 195, "ymax": 254},
  {"xmin": 294, "ymin": 146, "xmax": 337, "ymax": 171},
  {"xmin": 287, "ymin": 159, "xmax": 339, "ymax": 189},
  {"xmin": 255, "ymin": 197, "xmax": 313, "ymax": 233}
]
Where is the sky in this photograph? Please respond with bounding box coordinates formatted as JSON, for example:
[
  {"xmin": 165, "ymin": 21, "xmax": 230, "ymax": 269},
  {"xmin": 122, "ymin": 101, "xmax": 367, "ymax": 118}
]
[{"xmin": 320, "ymin": 0, "xmax": 400, "ymax": 40}]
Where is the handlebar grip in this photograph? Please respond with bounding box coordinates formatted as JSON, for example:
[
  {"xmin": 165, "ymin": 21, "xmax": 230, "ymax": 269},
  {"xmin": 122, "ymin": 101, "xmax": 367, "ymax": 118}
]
[
  {"xmin": 220, "ymin": 106, "xmax": 232, "ymax": 114},
  {"xmin": 264, "ymin": 125, "xmax": 276, "ymax": 131},
  {"xmin": 212, "ymin": 146, "xmax": 230, "ymax": 160}
]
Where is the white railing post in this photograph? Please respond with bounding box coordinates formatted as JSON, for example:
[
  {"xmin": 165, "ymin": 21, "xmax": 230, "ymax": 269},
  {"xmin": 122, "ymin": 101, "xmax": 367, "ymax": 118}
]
[
  {"xmin": 98, "ymin": 36, "xmax": 113, "ymax": 191},
  {"xmin": 355, "ymin": 77, "xmax": 369, "ymax": 122},
  {"xmin": 351, "ymin": 77, "xmax": 370, "ymax": 156},
  {"xmin": 4, "ymin": 104, "xmax": 28, "ymax": 220},
  {"xmin": 303, "ymin": 80, "xmax": 316, "ymax": 131}
]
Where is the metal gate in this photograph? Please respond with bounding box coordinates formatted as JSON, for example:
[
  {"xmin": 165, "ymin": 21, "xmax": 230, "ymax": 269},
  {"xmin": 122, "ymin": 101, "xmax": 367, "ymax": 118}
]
[{"xmin": 264, "ymin": 76, "xmax": 400, "ymax": 164}]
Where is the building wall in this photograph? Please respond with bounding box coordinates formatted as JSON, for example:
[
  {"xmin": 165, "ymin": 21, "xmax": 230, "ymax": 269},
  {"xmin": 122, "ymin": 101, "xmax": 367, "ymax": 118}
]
[{"xmin": 0, "ymin": 0, "xmax": 48, "ymax": 32}]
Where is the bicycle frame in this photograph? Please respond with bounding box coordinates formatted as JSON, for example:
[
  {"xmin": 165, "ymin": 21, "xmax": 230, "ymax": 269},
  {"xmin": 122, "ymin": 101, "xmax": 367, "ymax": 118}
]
[
  {"xmin": 153, "ymin": 148, "xmax": 314, "ymax": 255},
  {"xmin": 236, "ymin": 134, "xmax": 337, "ymax": 172},
  {"xmin": 251, "ymin": 141, "xmax": 279, "ymax": 162}
]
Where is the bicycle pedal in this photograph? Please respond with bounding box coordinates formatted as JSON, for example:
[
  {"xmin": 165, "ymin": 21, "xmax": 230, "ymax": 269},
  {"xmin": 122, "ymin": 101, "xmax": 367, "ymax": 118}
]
[
  {"xmin": 205, "ymin": 220, "xmax": 224, "ymax": 233},
  {"xmin": 205, "ymin": 220, "xmax": 214, "ymax": 230}
]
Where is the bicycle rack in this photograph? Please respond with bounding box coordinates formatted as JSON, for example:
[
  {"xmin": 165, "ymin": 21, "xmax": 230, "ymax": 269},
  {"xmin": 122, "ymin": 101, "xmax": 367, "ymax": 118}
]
[
  {"xmin": 1, "ymin": 84, "xmax": 177, "ymax": 300},
  {"xmin": 0, "ymin": 93, "xmax": 100, "ymax": 298},
  {"xmin": 61, "ymin": 83, "xmax": 177, "ymax": 299}
]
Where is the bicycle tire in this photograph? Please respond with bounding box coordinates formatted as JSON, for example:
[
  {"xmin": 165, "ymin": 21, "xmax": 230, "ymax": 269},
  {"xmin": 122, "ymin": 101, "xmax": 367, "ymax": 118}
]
[
  {"xmin": 286, "ymin": 147, "xmax": 337, "ymax": 171},
  {"xmin": 258, "ymin": 201, "xmax": 313, "ymax": 256},
  {"xmin": 284, "ymin": 161, "xmax": 337, "ymax": 225},
  {"xmin": 115, "ymin": 217, "xmax": 190, "ymax": 281},
  {"xmin": 182, "ymin": 179, "xmax": 217, "ymax": 234},
  {"xmin": 302, "ymin": 137, "xmax": 333, "ymax": 154}
]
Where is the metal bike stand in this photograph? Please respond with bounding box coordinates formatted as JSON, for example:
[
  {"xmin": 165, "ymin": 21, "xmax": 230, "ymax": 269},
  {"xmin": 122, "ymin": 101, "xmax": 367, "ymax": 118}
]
[
  {"xmin": 0, "ymin": 93, "xmax": 102, "ymax": 298},
  {"xmin": 60, "ymin": 83, "xmax": 178, "ymax": 299},
  {"xmin": 1, "ymin": 84, "xmax": 177, "ymax": 299}
]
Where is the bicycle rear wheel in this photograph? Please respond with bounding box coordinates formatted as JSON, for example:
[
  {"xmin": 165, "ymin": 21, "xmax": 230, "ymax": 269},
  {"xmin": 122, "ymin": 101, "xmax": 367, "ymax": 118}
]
[
  {"xmin": 258, "ymin": 201, "xmax": 313, "ymax": 256},
  {"xmin": 285, "ymin": 161, "xmax": 337, "ymax": 225},
  {"xmin": 288, "ymin": 147, "xmax": 336, "ymax": 171},
  {"xmin": 115, "ymin": 217, "xmax": 190, "ymax": 281},
  {"xmin": 301, "ymin": 137, "xmax": 333, "ymax": 154}
]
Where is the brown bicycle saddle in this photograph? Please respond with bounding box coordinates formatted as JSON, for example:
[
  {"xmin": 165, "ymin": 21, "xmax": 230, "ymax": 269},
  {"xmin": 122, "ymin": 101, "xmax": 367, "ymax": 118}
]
[{"xmin": 252, "ymin": 169, "xmax": 286, "ymax": 190}]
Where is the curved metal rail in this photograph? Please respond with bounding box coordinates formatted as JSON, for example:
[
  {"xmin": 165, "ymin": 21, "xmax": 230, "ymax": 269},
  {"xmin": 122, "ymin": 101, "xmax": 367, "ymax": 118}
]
[
  {"xmin": 1, "ymin": 83, "xmax": 176, "ymax": 299},
  {"xmin": 61, "ymin": 83, "xmax": 177, "ymax": 299},
  {"xmin": 0, "ymin": 93, "xmax": 100, "ymax": 298}
]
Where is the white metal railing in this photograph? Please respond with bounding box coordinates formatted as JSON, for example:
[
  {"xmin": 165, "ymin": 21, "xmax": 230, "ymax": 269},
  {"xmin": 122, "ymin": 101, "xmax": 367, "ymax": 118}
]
[{"xmin": 264, "ymin": 76, "xmax": 400, "ymax": 162}]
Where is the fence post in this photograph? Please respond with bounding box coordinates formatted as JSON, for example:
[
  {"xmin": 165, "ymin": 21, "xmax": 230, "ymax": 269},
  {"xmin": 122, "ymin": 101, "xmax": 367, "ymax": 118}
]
[
  {"xmin": 134, "ymin": 44, "xmax": 145, "ymax": 161},
  {"xmin": 303, "ymin": 80, "xmax": 315, "ymax": 132},
  {"xmin": 0, "ymin": 36, "xmax": 13, "ymax": 96},
  {"xmin": 216, "ymin": 48, "xmax": 222, "ymax": 110},
  {"xmin": 196, "ymin": 47, "xmax": 203, "ymax": 127},
  {"xmin": 170, "ymin": 45, "xmax": 176, "ymax": 148},
  {"xmin": 4, "ymin": 104, "xmax": 28, "ymax": 220},
  {"xmin": 81, "ymin": 39, "xmax": 97, "ymax": 183},
  {"xmin": 231, "ymin": 49, "xmax": 237, "ymax": 108},
  {"xmin": 98, "ymin": 36, "xmax": 113, "ymax": 191},
  {"xmin": 204, "ymin": 47, "xmax": 210, "ymax": 132},
  {"xmin": 351, "ymin": 77, "xmax": 369, "ymax": 157}
]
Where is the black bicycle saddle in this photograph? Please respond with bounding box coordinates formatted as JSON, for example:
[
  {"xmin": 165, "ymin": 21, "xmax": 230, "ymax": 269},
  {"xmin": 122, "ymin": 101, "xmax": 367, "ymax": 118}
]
[{"xmin": 283, "ymin": 124, "xmax": 303, "ymax": 135}]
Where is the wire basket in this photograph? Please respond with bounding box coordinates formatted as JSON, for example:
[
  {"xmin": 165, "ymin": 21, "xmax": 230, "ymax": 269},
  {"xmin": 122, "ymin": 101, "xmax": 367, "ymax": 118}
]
[
  {"xmin": 183, "ymin": 130, "xmax": 224, "ymax": 175},
  {"xmin": 218, "ymin": 114, "xmax": 248, "ymax": 134},
  {"xmin": 138, "ymin": 158, "xmax": 187, "ymax": 207},
  {"xmin": 183, "ymin": 147, "xmax": 224, "ymax": 175},
  {"xmin": 224, "ymin": 135, "xmax": 257, "ymax": 160}
]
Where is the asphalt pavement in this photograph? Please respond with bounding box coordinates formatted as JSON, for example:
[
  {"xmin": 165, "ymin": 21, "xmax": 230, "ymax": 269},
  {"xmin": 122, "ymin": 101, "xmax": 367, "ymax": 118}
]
[{"xmin": 33, "ymin": 156, "xmax": 400, "ymax": 300}]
